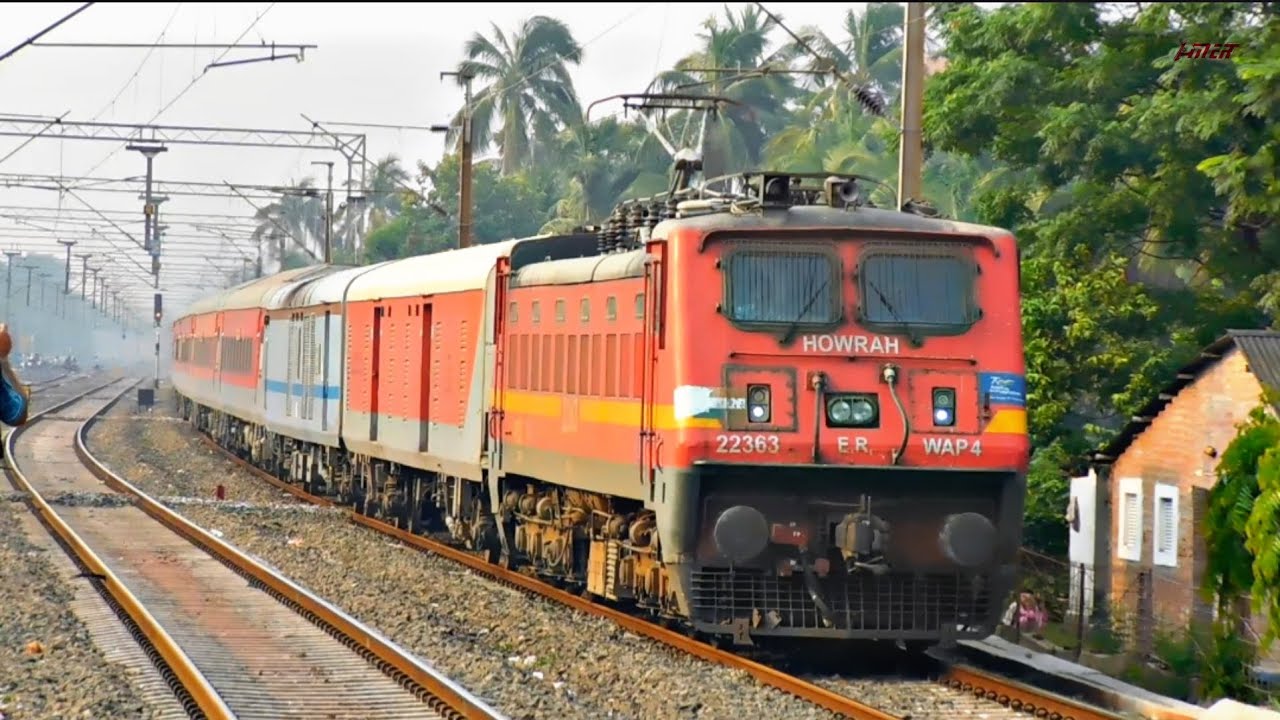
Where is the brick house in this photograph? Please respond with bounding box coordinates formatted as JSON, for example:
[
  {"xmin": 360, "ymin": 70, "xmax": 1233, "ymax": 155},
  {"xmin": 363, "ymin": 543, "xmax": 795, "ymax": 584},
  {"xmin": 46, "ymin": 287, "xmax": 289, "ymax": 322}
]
[{"xmin": 1088, "ymin": 330, "xmax": 1280, "ymax": 644}]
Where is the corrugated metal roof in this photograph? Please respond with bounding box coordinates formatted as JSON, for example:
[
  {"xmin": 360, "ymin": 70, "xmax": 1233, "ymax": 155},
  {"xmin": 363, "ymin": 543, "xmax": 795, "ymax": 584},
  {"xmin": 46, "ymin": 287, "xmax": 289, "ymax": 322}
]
[
  {"xmin": 1092, "ymin": 329, "xmax": 1280, "ymax": 464},
  {"xmin": 1234, "ymin": 330, "xmax": 1280, "ymax": 393}
]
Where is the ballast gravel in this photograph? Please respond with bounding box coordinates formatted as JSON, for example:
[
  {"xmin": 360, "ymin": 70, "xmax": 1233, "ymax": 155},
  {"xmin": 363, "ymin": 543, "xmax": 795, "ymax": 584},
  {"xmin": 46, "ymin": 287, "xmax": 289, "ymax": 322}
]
[
  {"xmin": 0, "ymin": 485, "xmax": 154, "ymax": 720},
  {"xmin": 86, "ymin": 390, "xmax": 856, "ymax": 720}
]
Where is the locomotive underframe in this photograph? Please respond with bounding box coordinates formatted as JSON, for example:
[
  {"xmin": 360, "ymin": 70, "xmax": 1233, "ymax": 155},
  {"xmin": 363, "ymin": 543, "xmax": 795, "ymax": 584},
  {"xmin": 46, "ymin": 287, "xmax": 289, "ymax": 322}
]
[
  {"xmin": 177, "ymin": 396, "xmax": 1024, "ymax": 646},
  {"xmin": 682, "ymin": 464, "xmax": 1024, "ymax": 643}
]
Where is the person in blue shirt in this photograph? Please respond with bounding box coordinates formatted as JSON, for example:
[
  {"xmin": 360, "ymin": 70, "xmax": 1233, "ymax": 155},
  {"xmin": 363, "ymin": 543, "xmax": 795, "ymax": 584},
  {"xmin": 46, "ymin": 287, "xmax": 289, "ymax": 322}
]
[{"xmin": 0, "ymin": 324, "xmax": 30, "ymax": 427}]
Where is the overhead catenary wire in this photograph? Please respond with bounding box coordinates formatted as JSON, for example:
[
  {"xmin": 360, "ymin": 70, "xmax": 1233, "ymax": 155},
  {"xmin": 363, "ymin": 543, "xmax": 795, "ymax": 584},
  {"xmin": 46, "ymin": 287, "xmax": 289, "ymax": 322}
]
[
  {"xmin": 80, "ymin": 1, "xmax": 280, "ymax": 179},
  {"xmin": 0, "ymin": 2, "xmax": 96, "ymax": 65}
]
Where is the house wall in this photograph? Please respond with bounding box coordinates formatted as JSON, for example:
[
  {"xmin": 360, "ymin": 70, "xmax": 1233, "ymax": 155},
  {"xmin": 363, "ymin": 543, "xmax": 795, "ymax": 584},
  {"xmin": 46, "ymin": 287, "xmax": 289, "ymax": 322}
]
[{"xmin": 1107, "ymin": 346, "xmax": 1267, "ymax": 639}]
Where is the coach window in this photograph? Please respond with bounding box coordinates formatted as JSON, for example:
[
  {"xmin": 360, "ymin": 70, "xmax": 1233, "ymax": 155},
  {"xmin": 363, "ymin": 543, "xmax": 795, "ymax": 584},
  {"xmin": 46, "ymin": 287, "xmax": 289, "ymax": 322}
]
[
  {"xmin": 606, "ymin": 296, "xmax": 617, "ymax": 322},
  {"xmin": 508, "ymin": 302, "xmax": 517, "ymax": 325},
  {"xmin": 580, "ymin": 298, "xmax": 591, "ymax": 323},
  {"xmin": 555, "ymin": 299, "xmax": 566, "ymax": 323},
  {"xmin": 531, "ymin": 301, "xmax": 541, "ymax": 324},
  {"xmin": 635, "ymin": 293, "xmax": 645, "ymax": 319},
  {"xmin": 723, "ymin": 247, "xmax": 840, "ymax": 329}
]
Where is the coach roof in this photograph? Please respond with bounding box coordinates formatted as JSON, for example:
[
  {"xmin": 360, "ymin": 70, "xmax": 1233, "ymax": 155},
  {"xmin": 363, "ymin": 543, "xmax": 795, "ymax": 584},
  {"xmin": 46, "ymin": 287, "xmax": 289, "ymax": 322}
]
[
  {"xmin": 261, "ymin": 263, "xmax": 367, "ymax": 310},
  {"xmin": 345, "ymin": 239, "xmax": 521, "ymax": 301},
  {"xmin": 183, "ymin": 264, "xmax": 334, "ymax": 317}
]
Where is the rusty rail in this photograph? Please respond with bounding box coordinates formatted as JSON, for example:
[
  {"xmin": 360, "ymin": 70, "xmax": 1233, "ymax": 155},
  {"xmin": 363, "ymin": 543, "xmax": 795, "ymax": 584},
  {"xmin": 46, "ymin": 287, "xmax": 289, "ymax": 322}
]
[
  {"xmin": 78, "ymin": 384, "xmax": 507, "ymax": 720},
  {"xmin": 940, "ymin": 664, "xmax": 1131, "ymax": 720},
  {"xmin": 4, "ymin": 379, "xmax": 235, "ymax": 720},
  {"xmin": 184, "ymin": 413, "xmax": 1198, "ymax": 720},
  {"xmin": 189, "ymin": 437, "xmax": 899, "ymax": 720}
]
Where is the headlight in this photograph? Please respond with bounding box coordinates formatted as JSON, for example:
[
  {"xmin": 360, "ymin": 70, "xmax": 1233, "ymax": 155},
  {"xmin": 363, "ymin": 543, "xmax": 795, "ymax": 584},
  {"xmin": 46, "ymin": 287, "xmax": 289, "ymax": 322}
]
[
  {"xmin": 827, "ymin": 394, "xmax": 878, "ymax": 427},
  {"xmin": 828, "ymin": 398, "xmax": 853, "ymax": 424},
  {"xmin": 747, "ymin": 384, "xmax": 771, "ymax": 423},
  {"xmin": 933, "ymin": 388, "xmax": 956, "ymax": 427},
  {"xmin": 849, "ymin": 398, "xmax": 875, "ymax": 424}
]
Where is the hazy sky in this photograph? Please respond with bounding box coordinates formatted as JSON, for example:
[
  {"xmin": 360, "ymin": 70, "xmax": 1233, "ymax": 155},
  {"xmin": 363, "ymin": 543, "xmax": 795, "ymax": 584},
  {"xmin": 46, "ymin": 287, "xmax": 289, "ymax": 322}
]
[{"xmin": 0, "ymin": 1, "xmax": 924, "ymax": 316}]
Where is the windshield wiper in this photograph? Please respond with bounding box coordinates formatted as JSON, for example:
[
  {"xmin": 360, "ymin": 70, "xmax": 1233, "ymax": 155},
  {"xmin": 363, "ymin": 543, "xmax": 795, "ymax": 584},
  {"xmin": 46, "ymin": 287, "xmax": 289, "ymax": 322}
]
[
  {"xmin": 865, "ymin": 278, "xmax": 921, "ymax": 347},
  {"xmin": 779, "ymin": 275, "xmax": 830, "ymax": 346}
]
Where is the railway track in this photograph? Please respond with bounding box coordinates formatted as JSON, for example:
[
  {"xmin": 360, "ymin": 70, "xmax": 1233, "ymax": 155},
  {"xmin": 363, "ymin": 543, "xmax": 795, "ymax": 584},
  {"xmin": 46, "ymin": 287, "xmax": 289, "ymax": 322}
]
[
  {"xmin": 4, "ymin": 377, "xmax": 507, "ymax": 720},
  {"xmin": 170, "ymin": 408, "xmax": 1159, "ymax": 720}
]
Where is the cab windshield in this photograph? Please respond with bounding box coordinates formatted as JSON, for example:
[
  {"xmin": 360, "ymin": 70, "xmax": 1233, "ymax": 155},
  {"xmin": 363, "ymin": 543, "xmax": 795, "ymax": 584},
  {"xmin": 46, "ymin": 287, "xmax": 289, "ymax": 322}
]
[{"xmin": 724, "ymin": 249, "xmax": 840, "ymax": 327}]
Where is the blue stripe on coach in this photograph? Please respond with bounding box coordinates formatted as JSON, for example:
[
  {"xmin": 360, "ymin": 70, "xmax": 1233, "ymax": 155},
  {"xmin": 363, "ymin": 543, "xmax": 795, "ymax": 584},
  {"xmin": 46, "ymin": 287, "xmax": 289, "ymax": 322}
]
[{"xmin": 264, "ymin": 379, "xmax": 341, "ymax": 400}]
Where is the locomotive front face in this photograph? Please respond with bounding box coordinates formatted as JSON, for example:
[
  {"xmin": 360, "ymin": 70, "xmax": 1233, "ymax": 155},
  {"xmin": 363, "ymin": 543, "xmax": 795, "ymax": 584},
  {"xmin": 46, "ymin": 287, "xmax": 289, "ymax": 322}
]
[{"xmin": 662, "ymin": 222, "xmax": 1029, "ymax": 644}]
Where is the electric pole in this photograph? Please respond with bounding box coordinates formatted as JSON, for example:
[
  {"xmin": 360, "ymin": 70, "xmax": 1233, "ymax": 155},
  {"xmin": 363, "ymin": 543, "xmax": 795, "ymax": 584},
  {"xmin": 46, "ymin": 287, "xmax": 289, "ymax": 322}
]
[
  {"xmin": 897, "ymin": 1, "xmax": 926, "ymax": 210},
  {"xmin": 311, "ymin": 160, "xmax": 334, "ymax": 263},
  {"xmin": 76, "ymin": 252, "xmax": 91, "ymax": 300},
  {"xmin": 128, "ymin": 144, "xmax": 167, "ymax": 253},
  {"xmin": 90, "ymin": 268, "xmax": 99, "ymax": 309},
  {"xmin": 23, "ymin": 265, "xmax": 34, "ymax": 307},
  {"xmin": 439, "ymin": 70, "xmax": 474, "ymax": 249},
  {"xmin": 4, "ymin": 250, "xmax": 19, "ymax": 315},
  {"xmin": 58, "ymin": 239, "xmax": 76, "ymax": 293}
]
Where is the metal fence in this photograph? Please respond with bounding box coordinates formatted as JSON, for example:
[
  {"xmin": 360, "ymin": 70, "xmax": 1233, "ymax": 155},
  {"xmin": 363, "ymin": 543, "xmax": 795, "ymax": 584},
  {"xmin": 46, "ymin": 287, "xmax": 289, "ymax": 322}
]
[{"xmin": 1001, "ymin": 548, "xmax": 1280, "ymax": 706}]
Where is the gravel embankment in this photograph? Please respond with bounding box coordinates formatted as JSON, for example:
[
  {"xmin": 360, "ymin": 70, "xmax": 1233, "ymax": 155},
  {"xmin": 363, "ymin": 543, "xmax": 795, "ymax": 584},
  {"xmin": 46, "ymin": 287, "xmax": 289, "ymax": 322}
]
[
  {"xmin": 87, "ymin": 388, "xmax": 849, "ymax": 720},
  {"xmin": 0, "ymin": 497, "xmax": 155, "ymax": 720}
]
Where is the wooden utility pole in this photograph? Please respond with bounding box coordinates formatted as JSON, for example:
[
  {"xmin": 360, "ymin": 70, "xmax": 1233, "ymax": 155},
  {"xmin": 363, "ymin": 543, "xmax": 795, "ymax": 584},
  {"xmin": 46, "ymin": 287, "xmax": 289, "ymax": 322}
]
[
  {"xmin": 434, "ymin": 70, "xmax": 474, "ymax": 249},
  {"xmin": 898, "ymin": 2, "xmax": 927, "ymax": 210}
]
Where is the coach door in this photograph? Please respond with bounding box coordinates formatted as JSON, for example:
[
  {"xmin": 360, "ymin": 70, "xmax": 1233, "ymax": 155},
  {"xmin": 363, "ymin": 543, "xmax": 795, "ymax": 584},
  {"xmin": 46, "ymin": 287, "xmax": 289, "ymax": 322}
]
[
  {"xmin": 639, "ymin": 244, "xmax": 665, "ymax": 494},
  {"xmin": 370, "ymin": 306, "xmax": 383, "ymax": 441},
  {"xmin": 259, "ymin": 316, "xmax": 269, "ymax": 410},
  {"xmin": 488, "ymin": 258, "xmax": 510, "ymax": 470},
  {"xmin": 417, "ymin": 302, "xmax": 432, "ymax": 452}
]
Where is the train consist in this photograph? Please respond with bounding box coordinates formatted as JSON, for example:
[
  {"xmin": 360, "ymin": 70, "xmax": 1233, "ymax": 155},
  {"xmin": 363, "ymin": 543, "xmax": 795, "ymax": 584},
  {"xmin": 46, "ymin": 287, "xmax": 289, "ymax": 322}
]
[{"xmin": 171, "ymin": 165, "xmax": 1030, "ymax": 649}]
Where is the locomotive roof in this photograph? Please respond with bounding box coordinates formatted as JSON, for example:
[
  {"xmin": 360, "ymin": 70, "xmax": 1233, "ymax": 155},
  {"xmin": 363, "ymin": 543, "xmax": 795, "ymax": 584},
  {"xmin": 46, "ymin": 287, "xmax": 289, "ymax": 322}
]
[
  {"xmin": 653, "ymin": 203, "xmax": 1012, "ymax": 240},
  {"xmin": 345, "ymin": 238, "xmax": 522, "ymax": 301}
]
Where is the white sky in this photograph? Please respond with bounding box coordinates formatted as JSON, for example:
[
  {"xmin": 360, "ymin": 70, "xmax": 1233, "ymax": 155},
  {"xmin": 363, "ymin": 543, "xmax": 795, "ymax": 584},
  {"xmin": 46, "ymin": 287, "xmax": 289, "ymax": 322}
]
[{"xmin": 0, "ymin": 2, "xmax": 964, "ymax": 316}]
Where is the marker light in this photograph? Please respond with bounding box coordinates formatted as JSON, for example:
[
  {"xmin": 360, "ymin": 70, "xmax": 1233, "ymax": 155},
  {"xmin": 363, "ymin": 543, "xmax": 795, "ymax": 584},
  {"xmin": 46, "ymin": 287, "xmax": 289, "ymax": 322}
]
[
  {"xmin": 747, "ymin": 384, "xmax": 771, "ymax": 423},
  {"xmin": 933, "ymin": 388, "xmax": 956, "ymax": 427},
  {"xmin": 826, "ymin": 395, "xmax": 878, "ymax": 428}
]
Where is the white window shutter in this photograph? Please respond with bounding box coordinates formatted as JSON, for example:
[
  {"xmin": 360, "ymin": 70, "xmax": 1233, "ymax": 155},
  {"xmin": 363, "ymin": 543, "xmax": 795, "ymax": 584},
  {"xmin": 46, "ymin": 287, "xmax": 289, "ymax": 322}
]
[
  {"xmin": 1153, "ymin": 483, "xmax": 1179, "ymax": 567},
  {"xmin": 1118, "ymin": 477, "xmax": 1143, "ymax": 562}
]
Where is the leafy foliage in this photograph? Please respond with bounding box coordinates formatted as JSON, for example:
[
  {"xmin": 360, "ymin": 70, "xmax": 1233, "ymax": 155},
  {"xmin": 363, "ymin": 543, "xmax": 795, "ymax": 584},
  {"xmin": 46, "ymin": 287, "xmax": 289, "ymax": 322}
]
[
  {"xmin": 1242, "ymin": 393, "xmax": 1280, "ymax": 650},
  {"xmin": 1205, "ymin": 406, "xmax": 1280, "ymax": 607},
  {"xmin": 923, "ymin": 1, "xmax": 1276, "ymax": 462},
  {"xmin": 1023, "ymin": 441, "xmax": 1072, "ymax": 557}
]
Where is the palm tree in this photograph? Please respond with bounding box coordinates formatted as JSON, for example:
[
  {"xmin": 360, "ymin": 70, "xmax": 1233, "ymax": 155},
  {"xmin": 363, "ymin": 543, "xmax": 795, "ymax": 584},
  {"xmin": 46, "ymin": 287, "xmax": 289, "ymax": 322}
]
[
  {"xmin": 251, "ymin": 178, "xmax": 325, "ymax": 271},
  {"xmin": 645, "ymin": 5, "xmax": 799, "ymax": 178},
  {"xmin": 786, "ymin": 3, "xmax": 904, "ymax": 110},
  {"xmin": 332, "ymin": 154, "xmax": 414, "ymax": 254},
  {"xmin": 448, "ymin": 15, "xmax": 584, "ymax": 176}
]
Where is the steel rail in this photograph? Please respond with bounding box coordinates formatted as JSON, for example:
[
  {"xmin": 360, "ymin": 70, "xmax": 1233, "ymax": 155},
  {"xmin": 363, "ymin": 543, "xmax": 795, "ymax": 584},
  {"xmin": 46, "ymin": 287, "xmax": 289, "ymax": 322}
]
[
  {"xmin": 190, "ymin": 437, "xmax": 900, "ymax": 720},
  {"xmin": 191, "ymin": 428, "xmax": 1201, "ymax": 720},
  {"xmin": 4, "ymin": 378, "xmax": 234, "ymax": 719},
  {"xmin": 940, "ymin": 664, "xmax": 1131, "ymax": 720},
  {"xmin": 78, "ymin": 387, "xmax": 507, "ymax": 720}
]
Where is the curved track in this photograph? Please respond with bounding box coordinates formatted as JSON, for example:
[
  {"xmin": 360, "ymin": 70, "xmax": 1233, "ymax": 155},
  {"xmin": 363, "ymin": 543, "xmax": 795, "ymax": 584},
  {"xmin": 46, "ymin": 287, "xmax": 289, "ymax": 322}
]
[
  {"xmin": 179, "ymin": 408, "xmax": 1158, "ymax": 720},
  {"xmin": 5, "ymin": 378, "xmax": 507, "ymax": 720}
]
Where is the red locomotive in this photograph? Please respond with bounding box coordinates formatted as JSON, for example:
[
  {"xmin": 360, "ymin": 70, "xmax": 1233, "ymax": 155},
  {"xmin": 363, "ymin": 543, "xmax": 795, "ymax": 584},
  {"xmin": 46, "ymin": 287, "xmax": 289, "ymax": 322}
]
[{"xmin": 172, "ymin": 165, "xmax": 1029, "ymax": 649}]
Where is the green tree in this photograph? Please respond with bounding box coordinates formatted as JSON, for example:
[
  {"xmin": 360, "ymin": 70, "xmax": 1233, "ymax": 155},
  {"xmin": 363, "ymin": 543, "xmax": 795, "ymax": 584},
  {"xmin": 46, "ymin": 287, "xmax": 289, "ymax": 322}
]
[
  {"xmin": 450, "ymin": 15, "xmax": 584, "ymax": 176},
  {"xmin": 362, "ymin": 152, "xmax": 561, "ymax": 263},
  {"xmin": 647, "ymin": 4, "xmax": 798, "ymax": 176},
  {"xmin": 923, "ymin": 1, "xmax": 1275, "ymax": 454}
]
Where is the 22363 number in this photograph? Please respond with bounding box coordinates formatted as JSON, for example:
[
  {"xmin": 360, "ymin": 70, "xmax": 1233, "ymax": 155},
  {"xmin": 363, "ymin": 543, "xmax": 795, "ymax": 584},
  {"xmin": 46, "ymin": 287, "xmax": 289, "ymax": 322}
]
[{"xmin": 715, "ymin": 434, "xmax": 781, "ymax": 454}]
